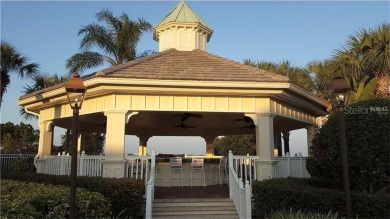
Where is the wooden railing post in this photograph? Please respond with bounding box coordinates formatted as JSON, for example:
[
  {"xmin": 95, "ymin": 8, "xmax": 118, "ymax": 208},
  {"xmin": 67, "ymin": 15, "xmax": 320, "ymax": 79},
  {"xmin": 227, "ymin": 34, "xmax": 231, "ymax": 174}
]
[
  {"xmin": 299, "ymin": 152, "xmax": 303, "ymax": 177},
  {"xmin": 245, "ymin": 180, "xmax": 252, "ymax": 219},
  {"xmin": 228, "ymin": 150, "xmax": 233, "ymax": 199},
  {"xmin": 60, "ymin": 152, "xmax": 66, "ymax": 175},
  {"xmin": 286, "ymin": 152, "xmax": 291, "ymax": 177},
  {"xmin": 79, "ymin": 151, "xmax": 85, "ymax": 176}
]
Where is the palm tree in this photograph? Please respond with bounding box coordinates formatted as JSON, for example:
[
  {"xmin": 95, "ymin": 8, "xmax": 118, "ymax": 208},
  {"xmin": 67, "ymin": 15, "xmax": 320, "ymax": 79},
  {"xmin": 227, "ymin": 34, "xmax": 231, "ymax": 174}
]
[
  {"xmin": 66, "ymin": 9, "xmax": 153, "ymax": 74},
  {"xmin": 1, "ymin": 41, "xmax": 39, "ymax": 108},
  {"xmin": 307, "ymin": 60, "xmax": 338, "ymax": 100},
  {"xmin": 332, "ymin": 23, "xmax": 390, "ymax": 97},
  {"xmin": 20, "ymin": 73, "xmax": 69, "ymax": 120},
  {"xmin": 244, "ymin": 60, "xmax": 314, "ymax": 155},
  {"xmin": 244, "ymin": 59, "xmax": 314, "ymax": 93},
  {"xmin": 364, "ymin": 24, "xmax": 390, "ymax": 97}
]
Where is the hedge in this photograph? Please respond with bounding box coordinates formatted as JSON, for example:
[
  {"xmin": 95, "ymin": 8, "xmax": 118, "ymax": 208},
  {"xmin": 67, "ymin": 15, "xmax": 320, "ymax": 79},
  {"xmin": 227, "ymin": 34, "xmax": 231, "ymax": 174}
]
[
  {"xmin": 252, "ymin": 178, "xmax": 390, "ymax": 218},
  {"xmin": 2, "ymin": 172, "xmax": 145, "ymax": 217},
  {"xmin": 1, "ymin": 180, "xmax": 111, "ymax": 218}
]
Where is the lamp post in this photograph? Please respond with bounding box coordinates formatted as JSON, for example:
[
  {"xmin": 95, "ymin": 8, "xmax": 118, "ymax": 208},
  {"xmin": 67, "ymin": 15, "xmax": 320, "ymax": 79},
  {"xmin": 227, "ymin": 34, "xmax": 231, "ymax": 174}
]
[
  {"xmin": 330, "ymin": 77, "xmax": 352, "ymax": 218},
  {"xmin": 65, "ymin": 72, "xmax": 87, "ymax": 219}
]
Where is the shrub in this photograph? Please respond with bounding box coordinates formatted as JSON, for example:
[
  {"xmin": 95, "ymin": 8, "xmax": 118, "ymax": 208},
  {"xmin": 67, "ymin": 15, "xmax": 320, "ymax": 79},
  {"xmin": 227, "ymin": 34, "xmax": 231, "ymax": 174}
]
[
  {"xmin": 1, "ymin": 180, "xmax": 111, "ymax": 218},
  {"xmin": 307, "ymin": 98, "xmax": 390, "ymax": 193},
  {"xmin": 252, "ymin": 178, "xmax": 390, "ymax": 218},
  {"xmin": 9, "ymin": 156, "xmax": 36, "ymax": 172},
  {"xmin": 1, "ymin": 172, "xmax": 145, "ymax": 217},
  {"xmin": 266, "ymin": 208, "xmax": 338, "ymax": 219}
]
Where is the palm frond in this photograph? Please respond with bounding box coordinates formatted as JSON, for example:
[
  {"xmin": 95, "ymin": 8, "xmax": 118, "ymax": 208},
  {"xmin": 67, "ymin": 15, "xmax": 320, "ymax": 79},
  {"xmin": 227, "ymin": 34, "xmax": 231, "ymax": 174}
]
[{"xmin": 66, "ymin": 51, "xmax": 104, "ymax": 74}]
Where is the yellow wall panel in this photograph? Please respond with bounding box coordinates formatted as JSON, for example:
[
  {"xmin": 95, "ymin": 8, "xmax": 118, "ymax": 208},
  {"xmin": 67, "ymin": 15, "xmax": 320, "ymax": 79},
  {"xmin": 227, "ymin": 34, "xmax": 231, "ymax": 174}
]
[
  {"xmin": 173, "ymin": 96, "xmax": 187, "ymax": 110},
  {"xmin": 96, "ymin": 97, "xmax": 105, "ymax": 111},
  {"xmin": 215, "ymin": 97, "xmax": 228, "ymax": 111},
  {"xmin": 228, "ymin": 98, "xmax": 241, "ymax": 112},
  {"xmin": 188, "ymin": 96, "xmax": 201, "ymax": 110},
  {"xmin": 146, "ymin": 96, "xmax": 159, "ymax": 110},
  {"xmin": 242, "ymin": 98, "xmax": 255, "ymax": 112},
  {"xmin": 160, "ymin": 96, "xmax": 174, "ymax": 110},
  {"xmin": 201, "ymin": 97, "xmax": 215, "ymax": 111},
  {"xmin": 116, "ymin": 95, "xmax": 130, "ymax": 109},
  {"xmin": 131, "ymin": 95, "xmax": 146, "ymax": 109}
]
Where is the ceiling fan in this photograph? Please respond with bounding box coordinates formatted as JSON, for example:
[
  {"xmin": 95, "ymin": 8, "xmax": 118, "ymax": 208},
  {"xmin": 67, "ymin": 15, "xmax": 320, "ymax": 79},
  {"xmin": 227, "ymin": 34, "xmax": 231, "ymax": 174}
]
[
  {"xmin": 234, "ymin": 116, "xmax": 255, "ymax": 129},
  {"xmin": 170, "ymin": 113, "xmax": 203, "ymax": 122},
  {"xmin": 172, "ymin": 122, "xmax": 195, "ymax": 129},
  {"xmin": 171, "ymin": 113, "xmax": 201, "ymax": 129}
]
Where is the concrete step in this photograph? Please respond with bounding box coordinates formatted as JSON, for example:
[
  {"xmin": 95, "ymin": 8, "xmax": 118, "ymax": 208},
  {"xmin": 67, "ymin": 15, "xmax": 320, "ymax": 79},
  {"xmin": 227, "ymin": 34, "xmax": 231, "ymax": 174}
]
[
  {"xmin": 154, "ymin": 198, "xmax": 232, "ymax": 203},
  {"xmin": 152, "ymin": 198, "xmax": 238, "ymax": 219},
  {"xmin": 153, "ymin": 215, "xmax": 239, "ymax": 219},
  {"xmin": 153, "ymin": 210, "xmax": 239, "ymax": 216},
  {"xmin": 154, "ymin": 206, "xmax": 236, "ymax": 212},
  {"xmin": 154, "ymin": 201, "xmax": 234, "ymax": 207}
]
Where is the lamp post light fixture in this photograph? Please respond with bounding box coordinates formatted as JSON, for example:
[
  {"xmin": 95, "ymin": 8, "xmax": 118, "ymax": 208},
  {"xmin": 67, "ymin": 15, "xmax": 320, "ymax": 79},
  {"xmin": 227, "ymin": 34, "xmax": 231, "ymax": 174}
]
[
  {"xmin": 65, "ymin": 72, "xmax": 87, "ymax": 219},
  {"xmin": 330, "ymin": 77, "xmax": 352, "ymax": 218}
]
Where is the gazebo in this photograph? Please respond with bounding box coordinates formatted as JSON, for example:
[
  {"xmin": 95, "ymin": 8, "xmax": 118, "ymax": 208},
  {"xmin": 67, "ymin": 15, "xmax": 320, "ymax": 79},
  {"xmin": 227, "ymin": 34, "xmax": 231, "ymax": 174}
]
[{"xmin": 18, "ymin": 0, "xmax": 327, "ymax": 180}]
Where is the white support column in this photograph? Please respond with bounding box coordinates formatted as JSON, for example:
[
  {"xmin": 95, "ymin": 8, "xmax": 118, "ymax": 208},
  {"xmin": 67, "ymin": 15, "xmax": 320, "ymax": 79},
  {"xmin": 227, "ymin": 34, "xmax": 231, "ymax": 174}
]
[
  {"xmin": 138, "ymin": 135, "xmax": 151, "ymax": 156},
  {"xmin": 254, "ymin": 113, "xmax": 278, "ymax": 180},
  {"xmin": 102, "ymin": 110, "xmax": 138, "ymax": 178},
  {"xmin": 77, "ymin": 133, "xmax": 85, "ymax": 155},
  {"xmin": 306, "ymin": 125, "xmax": 318, "ymax": 157},
  {"xmin": 36, "ymin": 120, "xmax": 54, "ymax": 173},
  {"xmin": 203, "ymin": 136, "xmax": 216, "ymax": 157}
]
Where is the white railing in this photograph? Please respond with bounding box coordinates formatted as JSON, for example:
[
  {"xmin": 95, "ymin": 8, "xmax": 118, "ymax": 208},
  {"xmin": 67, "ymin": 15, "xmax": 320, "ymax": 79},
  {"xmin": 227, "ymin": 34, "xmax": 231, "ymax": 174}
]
[
  {"xmin": 229, "ymin": 151, "xmax": 252, "ymax": 219},
  {"xmin": 275, "ymin": 152, "xmax": 311, "ymax": 178},
  {"xmin": 231, "ymin": 154, "xmax": 259, "ymax": 186},
  {"xmin": 124, "ymin": 154, "xmax": 155, "ymax": 185},
  {"xmin": 184, "ymin": 154, "xmax": 224, "ymax": 159},
  {"xmin": 45, "ymin": 152, "xmax": 104, "ymax": 176},
  {"xmin": 145, "ymin": 152, "xmax": 156, "ymax": 219},
  {"xmin": 0, "ymin": 154, "xmax": 34, "ymax": 171}
]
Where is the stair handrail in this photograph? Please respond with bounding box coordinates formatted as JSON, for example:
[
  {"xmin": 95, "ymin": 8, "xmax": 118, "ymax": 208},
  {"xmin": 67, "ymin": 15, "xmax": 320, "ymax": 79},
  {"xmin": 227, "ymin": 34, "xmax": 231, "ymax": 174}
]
[
  {"xmin": 228, "ymin": 150, "xmax": 252, "ymax": 219},
  {"xmin": 145, "ymin": 151, "xmax": 156, "ymax": 219}
]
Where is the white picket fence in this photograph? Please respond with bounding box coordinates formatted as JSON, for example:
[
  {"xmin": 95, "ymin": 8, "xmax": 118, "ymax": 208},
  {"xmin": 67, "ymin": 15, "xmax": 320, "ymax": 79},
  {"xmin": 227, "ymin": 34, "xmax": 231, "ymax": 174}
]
[
  {"xmin": 45, "ymin": 152, "xmax": 104, "ymax": 176},
  {"xmin": 275, "ymin": 152, "xmax": 311, "ymax": 178},
  {"xmin": 0, "ymin": 154, "xmax": 34, "ymax": 171}
]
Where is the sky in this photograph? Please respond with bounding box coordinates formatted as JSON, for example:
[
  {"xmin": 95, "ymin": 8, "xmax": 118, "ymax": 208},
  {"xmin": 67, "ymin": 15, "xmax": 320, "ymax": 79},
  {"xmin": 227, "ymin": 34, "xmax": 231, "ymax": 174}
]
[{"xmin": 1, "ymin": 0, "xmax": 389, "ymax": 156}]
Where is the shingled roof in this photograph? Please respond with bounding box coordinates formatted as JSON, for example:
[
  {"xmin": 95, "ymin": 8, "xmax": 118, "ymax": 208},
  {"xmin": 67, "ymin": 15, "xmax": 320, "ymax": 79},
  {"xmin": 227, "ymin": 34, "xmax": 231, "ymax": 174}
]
[{"xmin": 95, "ymin": 49, "xmax": 289, "ymax": 82}]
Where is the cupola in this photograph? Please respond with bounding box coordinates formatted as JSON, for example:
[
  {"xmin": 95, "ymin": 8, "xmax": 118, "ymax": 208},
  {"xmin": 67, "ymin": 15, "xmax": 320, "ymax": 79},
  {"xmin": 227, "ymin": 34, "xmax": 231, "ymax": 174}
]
[{"xmin": 153, "ymin": 0, "xmax": 213, "ymax": 52}]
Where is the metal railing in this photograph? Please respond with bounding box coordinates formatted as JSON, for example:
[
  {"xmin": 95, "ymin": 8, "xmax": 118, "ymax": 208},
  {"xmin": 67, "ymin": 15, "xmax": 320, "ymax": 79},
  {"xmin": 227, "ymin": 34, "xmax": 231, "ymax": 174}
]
[
  {"xmin": 229, "ymin": 151, "xmax": 252, "ymax": 219},
  {"xmin": 0, "ymin": 154, "xmax": 34, "ymax": 172}
]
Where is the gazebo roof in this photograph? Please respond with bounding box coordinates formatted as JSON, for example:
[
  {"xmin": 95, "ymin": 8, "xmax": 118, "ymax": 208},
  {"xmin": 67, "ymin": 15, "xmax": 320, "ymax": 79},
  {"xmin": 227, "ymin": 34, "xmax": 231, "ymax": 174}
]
[
  {"xmin": 95, "ymin": 49, "xmax": 289, "ymax": 82},
  {"xmin": 155, "ymin": 0, "xmax": 211, "ymax": 30},
  {"xmin": 19, "ymin": 49, "xmax": 289, "ymax": 100}
]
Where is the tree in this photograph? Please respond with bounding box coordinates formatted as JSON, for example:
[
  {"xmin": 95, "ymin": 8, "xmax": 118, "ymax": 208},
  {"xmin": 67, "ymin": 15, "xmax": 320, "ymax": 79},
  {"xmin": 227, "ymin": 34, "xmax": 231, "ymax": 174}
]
[
  {"xmin": 0, "ymin": 41, "xmax": 39, "ymax": 108},
  {"xmin": 306, "ymin": 99, "xmax": 390, "ymax": 193},
  {"xmin": 20, "ymin": 73, "xmax": 69, "ymax": 120},
  {"xmin": 1, "ymin": 122, "xmax": 39, "ymax": 154},
  {"xmin": 66, "ymin": 9, "xmax": 153, "ymax": 74},
  {"xmin": 306, "ymin": 60, "xmax": 338, "ymax": 100},
  {"xmin": 60, "ymin": 132, "xmax": 105, "ymax": 155},
  {"xmin": 244, "ymin": 60, "xmax": 314, "ymax": 155},
  {"xmin": 332, "ymin": 23, "xmax": 390, "ymax": 97},
  {"xmin": 243, "ymin": 60, "xmax": 314, "ymax": 93},
  {"xmin": 214, "ymin": 135, "xmax": 256, "ymax": 156}
]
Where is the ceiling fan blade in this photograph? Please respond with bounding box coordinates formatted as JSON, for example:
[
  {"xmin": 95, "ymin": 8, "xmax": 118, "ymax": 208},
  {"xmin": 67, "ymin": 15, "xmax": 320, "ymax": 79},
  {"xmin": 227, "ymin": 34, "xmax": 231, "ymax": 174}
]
[{"xmin": 185, "ymin": 125, "xmax": 195, "ymax": 128}]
